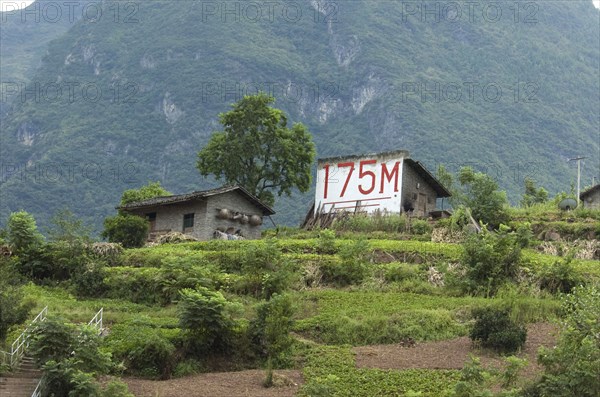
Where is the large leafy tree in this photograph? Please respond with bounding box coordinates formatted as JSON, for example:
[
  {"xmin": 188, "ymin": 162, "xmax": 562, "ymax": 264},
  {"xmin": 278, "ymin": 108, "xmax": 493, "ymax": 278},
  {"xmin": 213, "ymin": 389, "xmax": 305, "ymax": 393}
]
[{"xmin": 197, "ymin": 93, "xmax": 316, "ymax": 207}]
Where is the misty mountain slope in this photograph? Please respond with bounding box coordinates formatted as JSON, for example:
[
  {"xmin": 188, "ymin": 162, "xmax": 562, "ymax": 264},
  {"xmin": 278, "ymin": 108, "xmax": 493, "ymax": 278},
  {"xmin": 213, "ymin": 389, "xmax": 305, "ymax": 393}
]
[{"xmin": 0, "ymin": 0, "xmax": 598, "ymax": 231}]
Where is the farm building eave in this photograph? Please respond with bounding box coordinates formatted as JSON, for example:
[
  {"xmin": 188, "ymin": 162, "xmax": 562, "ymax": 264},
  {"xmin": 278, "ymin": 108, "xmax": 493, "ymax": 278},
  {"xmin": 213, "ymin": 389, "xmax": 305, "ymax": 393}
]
[
  {"xmin": 404, "ymin": 159, "xmax": 452, "ymax": 198},
  {"xmin": 580, "ymin": 184, "xmax": 600, "ymax": 200},
  {"xmin": 117, "ymin": 185, "xmax": 276, "ymax": 216}
]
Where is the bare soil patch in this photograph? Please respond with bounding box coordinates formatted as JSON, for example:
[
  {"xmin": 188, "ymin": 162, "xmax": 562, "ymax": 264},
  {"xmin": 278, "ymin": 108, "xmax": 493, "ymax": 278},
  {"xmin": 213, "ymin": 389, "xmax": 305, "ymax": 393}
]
[
  {"xmin": 123, "ymin": 369, "xmax": 303, "ymax": 397},
  {"xmin": 354, "ymin": 322, "xmax": 558, "ymax": 378}
]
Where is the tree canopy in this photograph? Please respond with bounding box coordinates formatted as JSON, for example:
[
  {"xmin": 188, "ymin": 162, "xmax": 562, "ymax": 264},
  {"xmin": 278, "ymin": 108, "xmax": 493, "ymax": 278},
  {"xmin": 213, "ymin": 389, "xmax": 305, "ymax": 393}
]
[
  {"xmin": 197, "ymin": 93, "xmax": 316, "ymax": 207},
  {"xmin": 457, "ymin": 167, "xmax": 509, "ymax": 227},
  {"xmin": 6, "ymin": 210, "xmax": 44, "ymax": 256},
  {"xmin": 520, "ymin": 177, "xmax": 549, "ymax": 207},
  {"xmin": 120, "ymin": 182, "xmax": 171, "ymax": 207}
]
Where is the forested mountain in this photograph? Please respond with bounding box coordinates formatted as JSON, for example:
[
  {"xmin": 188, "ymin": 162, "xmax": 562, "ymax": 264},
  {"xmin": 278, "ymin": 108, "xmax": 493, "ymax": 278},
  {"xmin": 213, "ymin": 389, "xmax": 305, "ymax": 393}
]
[{"xmin": 1, "ymin": 0, "xmax": 598, "ymax": 231}]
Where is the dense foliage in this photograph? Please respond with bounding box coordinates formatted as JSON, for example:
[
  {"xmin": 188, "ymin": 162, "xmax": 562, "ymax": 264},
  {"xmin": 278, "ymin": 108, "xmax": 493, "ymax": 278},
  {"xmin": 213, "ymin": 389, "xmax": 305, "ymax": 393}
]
[
  {"xmin": 530, "ymin": 286, "xmax": 600, "ymax": 397},
  {"xmin": 28, "ymin": 316, "xmax": 116, "ymax": 396},
  {"xmin": 1, "ymin": 207, "xmax": 598, "ymax": 395},
  {"xmin": 1, "ymin": 1, "xmax": 598, "ymax": 230},
  {"xmin": 457, "ymin": 226, "xmax": 521, "ymax": 296},
  {"xmin": 469, "ymin": 307, "xmax": 527, "ymax": 353},
  {"xmin": 6, "ymin": 211, "xmax": 44, "ymax": 256},
  {"xmin": 197, "ymin": 93, "xmax": 315, "ymax": 207},
  {"xmin": 0, "ymin": 260, "xmax": 32, "ymax": 341},
  {"xmin": 177, "ymin": 287, "xmax": 239, "ymax": 353},
  {"xmin": 457, "ymin": 167, "xmax": 510, "ymax": 228},
  {"xmin": 119, "ymin": 181, "xmax": 171, "ymax": 207},
  {"xmin": 101, "ymin": 214, "xmax": 148, "ymax": 248},
  {"xmin": 520, "ymin": 178, "xmax": 549, "ymax": 208}
]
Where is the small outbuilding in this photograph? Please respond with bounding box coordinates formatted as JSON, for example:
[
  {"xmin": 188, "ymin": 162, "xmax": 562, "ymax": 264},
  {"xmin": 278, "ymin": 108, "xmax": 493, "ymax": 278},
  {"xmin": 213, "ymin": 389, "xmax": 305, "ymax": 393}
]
[
  {"xmin": 580, "ymin": 184, "xmax": 600, "ymax": 210},
  {"xmin": 119, "ymin": 185, "xmax": 275, "ymax": 240}
]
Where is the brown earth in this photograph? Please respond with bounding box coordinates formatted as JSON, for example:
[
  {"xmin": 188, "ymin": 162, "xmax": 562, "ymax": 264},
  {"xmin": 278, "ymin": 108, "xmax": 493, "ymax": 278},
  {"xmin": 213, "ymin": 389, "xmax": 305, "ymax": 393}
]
[
  {"xmin": 354, "ymin": 322, "xmax": 558, "ymax": 379},
  {"xmin": 123, "ymin": 323, "xmax": 557, "ymax": 396},
  {"xmin": 123, "ymin": 369, "xmax": 303, "ymax": 397}
]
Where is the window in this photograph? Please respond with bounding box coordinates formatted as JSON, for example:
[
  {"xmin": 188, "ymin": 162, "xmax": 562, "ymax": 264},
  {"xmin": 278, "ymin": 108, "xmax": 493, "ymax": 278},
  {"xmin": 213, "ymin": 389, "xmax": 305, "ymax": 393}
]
[
  {"xmin": 183, "ymin": 213, "xmax": 194, "ymax": 229},
  {"xmin": 145, "ymin": 212, "xmax": 156, "ymax": 221}
]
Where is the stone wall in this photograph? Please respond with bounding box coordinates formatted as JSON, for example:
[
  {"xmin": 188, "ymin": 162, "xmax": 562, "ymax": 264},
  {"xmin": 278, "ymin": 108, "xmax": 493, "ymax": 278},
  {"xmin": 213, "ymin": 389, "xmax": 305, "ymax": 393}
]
[
  {"xmin": 582, "ymin": 189, "xmax": 600, "ymax": 210},
  {"xmin": 129, "ymin": 201, "xmax": 207, "ymax": 239},
  {"xmin": 203, "ymin": 191, "xmax": 265, "ymax": 240},
  {"xmin": 401, "ymin": 163, "xmax": 438, "ymax": 217},
  {"xmin": 127, "ymin": 190, "xmax": 266, "ymax": 240}
]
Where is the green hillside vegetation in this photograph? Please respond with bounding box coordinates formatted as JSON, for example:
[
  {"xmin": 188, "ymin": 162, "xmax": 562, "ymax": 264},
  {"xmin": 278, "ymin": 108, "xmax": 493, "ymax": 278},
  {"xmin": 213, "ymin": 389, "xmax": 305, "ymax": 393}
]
[
  {"xmin": 1, "ymin": 0, "xmax": 598, "ymax": 231},
  {"xmin": 1, "ymin": 205, "xmax": 599, "ymax": 396}
]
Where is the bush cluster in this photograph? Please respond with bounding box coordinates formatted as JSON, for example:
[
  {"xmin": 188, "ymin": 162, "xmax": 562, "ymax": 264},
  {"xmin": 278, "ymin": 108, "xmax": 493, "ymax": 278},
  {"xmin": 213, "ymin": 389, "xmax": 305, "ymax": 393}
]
[
  {"xmin": 320, "ymin": 239, "xmax": 371, "ymax": 286},
  {"xmin": 458, "ymin": 226, "xmax": 521, "ymax": 296},
  {"xmin": 28, "ymin": 316, "xmax": 133, "ymax": 396},
  {"xmin": 469, "ymin": 307, "xmax": 527, "ymax": 353}
]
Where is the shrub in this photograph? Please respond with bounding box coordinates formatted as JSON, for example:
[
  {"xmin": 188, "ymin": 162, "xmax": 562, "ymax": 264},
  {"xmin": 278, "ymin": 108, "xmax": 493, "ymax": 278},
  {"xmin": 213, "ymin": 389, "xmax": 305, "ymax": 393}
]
[
  {"xmin": 317, "ymin": 229, "xmax": 336, "ymax": 254},
  {"xmin": 30, "ymin": 318, "xmax": 111, "ymax": 373},
  {"xmin": 538, "ymin": 256, "xmax": 584, "ymax": 294},
  {"xmin": 515, "ymin": 222, "xmax": 534, "ymax": 248},
  {"xmin": 126, "ymin": 333, "xmax": 175, "ymax": 379},
  {"xmin": 520, "ymin": 177, "xmax": 549, "ymax": 207},
  {"xmin": 101, "ymin": 380, "xmax": 135, "ymax": 397},
  {"xmin": 469, "ymin": 307, "xmax": 526, "ymax": 353},
  {"xmin": 101, "ymin": 214, "xmax": 148, "ymax": 248},
  {"xmin": 104, "ymin": 267, "xmax": 162, "ymax": 304},
  {"xmin": 323, "ymin": 239, "xmax": 371, "ymax": 286},
  {"xmin": 41, "ymin": 360, "xmax": 100, "ymax": 397},
  {"xmin": 173, "ymin": 359, "xmax": 204, "ymax": 378},
  {"xmin": 104, "ymin": 321, "xmax": 180, "ymax": 379},
  {"xmin": 6, "ymin": 210, "xmax": 44, "ymax": 256},
  {"xmin": 459, "ymin": 227, "xmax": 521, "ymax": 296},
  {"xmin": 377, "ymin": 263, "xmax": 422, "ymax": 283},
  {"xmin": 31, "ymin": 318, "xmax": 112, "ymax": 396},
  {"xmin": 0, "ymin": 260, "xmax": 33, "ymax": 341},
  {"xmin": 534, "ymin": 286, "xmax": 600, "ymax": 397},
  {"xmin": 156, "ymin": 258, "xmax": 216, "ymax": 304},
  {"xmin": 410, "ymin": 219, "xmax": 432, "ymax": 235},
  {"xmin": 235, "ymin": 241, "xmax": 292, "ymax": 299},
  {"xmin": 178, "ymin": 287, "xmax": 240, "ymax": 353},
  {"xmin": 71, "ymin": 261, "xmax": 107, "ymax": 298},
  {"xmin": 249, "ymin": 294, "xmax": 295, "ymax": 365},
  {"xmin": 29, "ymin": 316, "xmax": 76, "ymax": 365},
  {"xmin": 457, "ymin": 167, "xmax": 510, "ymax": 228}
]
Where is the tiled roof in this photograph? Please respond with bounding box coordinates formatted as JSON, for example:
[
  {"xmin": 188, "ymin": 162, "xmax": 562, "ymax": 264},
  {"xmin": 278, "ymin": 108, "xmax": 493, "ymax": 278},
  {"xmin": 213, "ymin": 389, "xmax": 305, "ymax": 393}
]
[{"xmin": 118, "ymin": 185, "xmax": 275, "ymax": 215}]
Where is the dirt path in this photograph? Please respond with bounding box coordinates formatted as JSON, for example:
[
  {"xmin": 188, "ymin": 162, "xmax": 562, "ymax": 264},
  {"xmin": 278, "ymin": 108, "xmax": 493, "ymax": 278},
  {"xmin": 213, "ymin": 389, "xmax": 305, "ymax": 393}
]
[
  {"xmin": 354, "ymin": 323, "xmax": 558, "ymax": 378},
  {"xmin": 124, "ymin": 369, "xmax": 303, "ymax": 397}
]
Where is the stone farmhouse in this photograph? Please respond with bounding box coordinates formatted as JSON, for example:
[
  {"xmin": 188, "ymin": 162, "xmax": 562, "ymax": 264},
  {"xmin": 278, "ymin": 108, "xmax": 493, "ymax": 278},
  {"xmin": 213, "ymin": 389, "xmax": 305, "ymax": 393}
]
[{"xmin": 119, "ymin": 185, "xmax": 275, "ymax": 240}]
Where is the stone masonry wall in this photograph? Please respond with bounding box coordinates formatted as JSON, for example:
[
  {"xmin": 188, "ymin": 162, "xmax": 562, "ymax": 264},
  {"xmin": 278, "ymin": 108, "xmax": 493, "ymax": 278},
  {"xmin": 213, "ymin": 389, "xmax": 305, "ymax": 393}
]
[{"xmin": 401, "ymin": 163, "xmax": 438, "ymax": 217}]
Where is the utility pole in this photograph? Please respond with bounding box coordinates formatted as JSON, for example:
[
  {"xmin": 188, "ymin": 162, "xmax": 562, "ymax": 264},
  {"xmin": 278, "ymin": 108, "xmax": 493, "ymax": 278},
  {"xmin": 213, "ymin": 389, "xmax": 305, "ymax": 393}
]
[{"xmin": 568, "ymin": 156, "xmax": 587, "ymax": 204}]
